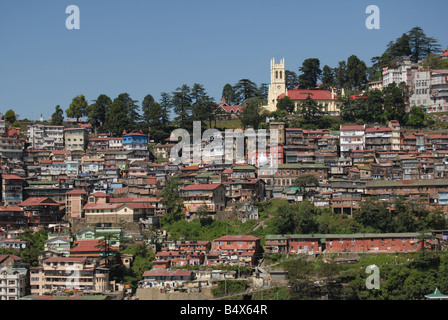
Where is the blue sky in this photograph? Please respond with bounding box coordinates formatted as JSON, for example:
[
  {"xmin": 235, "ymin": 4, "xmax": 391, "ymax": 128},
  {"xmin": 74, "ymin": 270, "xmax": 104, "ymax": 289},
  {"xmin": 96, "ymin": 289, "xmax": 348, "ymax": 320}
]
[{"xmin": 0, "ymin": 0, "xmax": 447, "ymax": 120}]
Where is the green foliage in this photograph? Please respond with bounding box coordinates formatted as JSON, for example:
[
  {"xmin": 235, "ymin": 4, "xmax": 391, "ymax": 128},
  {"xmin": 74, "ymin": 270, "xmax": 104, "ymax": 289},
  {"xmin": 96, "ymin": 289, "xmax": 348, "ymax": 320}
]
[
  {"xmin": 163, "ymin": 218, "xmax": 257, "ymax": 242},
  {"xmin": 102, "ymin": 93, "xmax": 141, "ymax": 135},
  {"xmin": 111, "ymin": 243, "xmax": 156, "ymax": 289},
  {"xmin": 370, "ymin": 26, "xmax": 441, "ymax": 78},
  {"xmin": 339, "ymin": 83, "xmax": 407, "ymax": 125},
  {"xmin": 88, "ymin": 94, "xmax": 111, "ymax": 130},
  {"xmin": 222, "ymin": 83, "xmax": 236, "ymax": 105},
  {"xmin": 345, "ymin": 55, "xmax": 368, "ymax": 91},
  {"xmin": 191, "ymin": 83, "xmax": 216, "ymax": 128},
  {"xmin": 233, "ymin": 79, "xmax": 259, "ymax": 105},
  {"xmin": 103, "ymin": 96, "xmax": 129, "ymax": 136},
  {"xmin": 406, "ymin": 105, "xmax": 426, "ymax": 128},
  {"xmin": 285, "ymin": 70, "xmax": 299, "ymax": 90},
  {"xmin": 422, "ymin": 53, "xmax": 448, "ymax": 70},
  {"xmin": 252, "ymin": 286, "xmax": 291, "ymax": 300},
  {"xmin": 408, "ymin": 26, "xmax": 442, "ymax": 63},
  {"xmin": 212, "ymin": 280, "xmax": 248, "ymax": 297},
  {"xmin": 257, "ymin": 83, "xmax": 269, "ymax": 101},
  {"xmin": 298, "ymin": 58, "xmax": 322, "ymax": 89},
  {"xmin": 142, "ymin": 93, "xmax": 170, "ymax": 142},
  {"xmin": 299, "ymin": 95, "xmax": 321, "ymax": 126},
  {"xmin": 159, "ymin": 178, "xmax": 184, "ymax": 225},
  {"xmin": 353, "ymin": 197, "xmax": 445, "ymax": 233},
  {"xmin": 18, "ymin": 229, "xmax": 48, "ymax": 267},
  {"xmin": 276, "ymin": 96, "xmax": 295, "ymax": 114},
  {"xmin": 281, "ymin": 252, "xmax": 448, "ymax": 300},
  {"xmin": 4, "ymin": 109, "xmax": 17, "ymax": 124},
  {"xmin": 66, "ymin": 94, "xmax": 89, "ymax": 121},
  {"xmin": 293, "ymin": 175, "xmax": 319, "ymax": 189},
  {"xmin": 320, "ymin": 65, "xmax": 335, "ymax": 90},
  {"xmin": 239, "ymin": 97, "xmax": 265, "ymax": 130},
  {"xmin": 272, "ymin": 201, "xmax": 318, "ymax": 235},
  {"xmin": 50, "ymin": 105, "xmax": 64, "ymax": 126}
]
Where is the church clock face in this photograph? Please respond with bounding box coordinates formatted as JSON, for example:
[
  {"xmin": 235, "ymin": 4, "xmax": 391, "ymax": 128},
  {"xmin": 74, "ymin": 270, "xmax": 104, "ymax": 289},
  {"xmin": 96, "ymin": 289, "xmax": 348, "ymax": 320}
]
[{"xmin": 277, "ymin": 85, "xmax": 281, "ymax": 89}]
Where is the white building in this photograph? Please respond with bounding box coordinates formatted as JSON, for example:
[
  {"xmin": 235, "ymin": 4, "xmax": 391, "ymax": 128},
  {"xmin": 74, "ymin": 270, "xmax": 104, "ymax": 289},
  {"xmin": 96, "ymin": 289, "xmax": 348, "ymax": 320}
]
[
  {"xmin": 29, "ymin": 257, "xmax": 111, "ymax": 296},
  {"xmin": 0, "ymin": 268, "xmax": 28, "ymax": 300},
  {"xmin": 409, "ymin": 69, "xmax": 448, "ymax": 113},
  {"xmin": 27, "ymin": 124, "xmax": 64, "ymax": 150},
  {"xmin": 429, "ymin": 69, "xmax": 448, "ymax": 112},
  {"xmin": 339, "ymin": 125, "xmax": 366, "ymax": 158},
  {"xmin": 382, "ymin": 57, "xmax": 412, "ymax": 87},
  {"xmin": 409, "ymin": 69, "xmax": 431, "ymax": 111}
]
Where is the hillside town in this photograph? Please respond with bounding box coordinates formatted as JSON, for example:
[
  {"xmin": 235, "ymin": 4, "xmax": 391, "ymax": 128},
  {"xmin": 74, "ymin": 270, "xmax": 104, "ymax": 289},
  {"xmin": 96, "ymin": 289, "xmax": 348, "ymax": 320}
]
[{"xmin": 1, "ymin": 39, "xmax": 448, "ymax": 301}]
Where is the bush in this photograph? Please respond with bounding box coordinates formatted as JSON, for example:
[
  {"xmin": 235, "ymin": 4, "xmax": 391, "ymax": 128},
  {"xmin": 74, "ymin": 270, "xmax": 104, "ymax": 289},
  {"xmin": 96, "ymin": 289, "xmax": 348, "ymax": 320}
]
[{"xmin": 211, "ymin": 280, "xmax": 248, "ymax": 297}]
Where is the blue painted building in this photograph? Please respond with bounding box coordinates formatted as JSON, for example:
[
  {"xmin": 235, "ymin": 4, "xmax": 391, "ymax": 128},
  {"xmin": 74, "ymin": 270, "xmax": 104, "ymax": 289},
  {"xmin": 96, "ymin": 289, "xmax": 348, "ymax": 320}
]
[{"xmin": 122, "ymin": 130, "xmax": 148, "ymax": 151}]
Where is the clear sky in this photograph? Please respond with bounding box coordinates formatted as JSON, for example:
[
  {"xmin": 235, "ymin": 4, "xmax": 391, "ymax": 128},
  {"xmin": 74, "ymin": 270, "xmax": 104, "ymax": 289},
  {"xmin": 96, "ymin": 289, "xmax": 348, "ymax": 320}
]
[{"xmin": 0, "ymin": 0, "xmax": 447, "ymax": 120}]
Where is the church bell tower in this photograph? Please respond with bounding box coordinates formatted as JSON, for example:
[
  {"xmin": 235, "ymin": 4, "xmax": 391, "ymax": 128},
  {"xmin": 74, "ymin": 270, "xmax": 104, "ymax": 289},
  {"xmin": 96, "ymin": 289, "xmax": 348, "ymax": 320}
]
[{"xmin": 266, "ymin": 58, "xmax": 286, "ymax": 112}]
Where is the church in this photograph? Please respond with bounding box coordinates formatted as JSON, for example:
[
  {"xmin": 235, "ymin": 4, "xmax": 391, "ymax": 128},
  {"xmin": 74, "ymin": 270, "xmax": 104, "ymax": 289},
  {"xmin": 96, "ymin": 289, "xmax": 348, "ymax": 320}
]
[{"xmin": 265, "ymin": 58, "xmax": 341, "ymax": 115}]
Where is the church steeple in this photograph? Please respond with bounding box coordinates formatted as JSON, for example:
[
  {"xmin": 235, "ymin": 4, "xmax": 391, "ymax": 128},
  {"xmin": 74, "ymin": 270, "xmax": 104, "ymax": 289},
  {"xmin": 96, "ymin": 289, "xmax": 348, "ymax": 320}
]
[{"xmin": 266, "ymin": 58, "xmax": 286, "ymax": 112}]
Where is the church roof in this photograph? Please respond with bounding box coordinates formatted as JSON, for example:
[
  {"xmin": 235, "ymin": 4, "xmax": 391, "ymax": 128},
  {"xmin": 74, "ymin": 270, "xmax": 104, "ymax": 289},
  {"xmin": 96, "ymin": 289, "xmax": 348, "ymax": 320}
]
[
  {"xmin": 220, "ymin": 105, "xmax": 244, "ymax": 113},
  {"xmin": 279, "ymin": 89, "xmax": 336, "ymax": 101}
]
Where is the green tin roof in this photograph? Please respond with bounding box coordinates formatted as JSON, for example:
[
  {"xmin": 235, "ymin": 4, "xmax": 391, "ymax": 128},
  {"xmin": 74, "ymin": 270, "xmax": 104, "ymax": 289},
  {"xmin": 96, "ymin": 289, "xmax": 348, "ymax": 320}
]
[
  {"xmin": 232, "ymin": 165, "xmax": 256, "ymax": 170},
  {"xmin": 195, "ymin": 172, "xmax": 213, "ymax": 178},
  {"xmin": 425, "ymin": 288, "xmax": 448, "ymax": 299},
  {"xmin": 366, "ymin": 179, "xmax": 448, "ymax": 188}
]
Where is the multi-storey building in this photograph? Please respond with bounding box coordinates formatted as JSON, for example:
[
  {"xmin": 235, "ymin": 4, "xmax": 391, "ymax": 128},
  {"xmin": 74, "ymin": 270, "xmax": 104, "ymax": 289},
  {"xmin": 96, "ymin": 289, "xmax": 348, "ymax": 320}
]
[
  {"xmin": 19, "ymin": 197, "xmax": 64, "ymax": 230},
  {"xmin": 365, "ymin": 178, "xmax": 448, "ymax": 208},
  {"xmin": 208, "ymin": 235, "xmax": 261, "ymax": 267},
  {"xmin": 64, "ymin": 127, "xmax": 88, "ymax": 152},
  {"xmin": 122, "ymin": 131, "xmax": 148, "ymax": 151},
  {"xmin": 83, "ymin": 200, "xmax": 156, "ymax": 224},
  {"xmin": 382, "ymin": 56, "xmax": 412, "ymax": 87},
  {"xmin": 27, "ymin": 124, "xmax": 64, "ymax": 150},
  {"xmin": 259, "ymin": 163, "xmax": 328, "ymax": 190},
  {"xmin": 0, "ymin": 265, "xmax": 28, "ymax": 300},
  {"xmin": 365, "ymin": 126, "xmax": 392, "ymax": 152},
  {"xmin": 65, "ymin": 189, "xmax": 88, "ymax": 219},
  {"xmin": 0, "ymin": 206, "xmax": 25, "ymax": 230},
  {"xmin": 339, "ymin": 125, "xmax": 366, "ymax": 157},
  {"xmin": 388, "ymin": 120, "xmax": 401, "ymax": 151},
  {"xmin": 180, "ymin": 183, "xmax": 226, "ymax": 215},
  {"xmin": 1, "ymin": 174, "xmax": 24, "ymax": 206},
  {"xmin": 409, "ymin": 69, "xmax": 431, "ymax": 109},
  {"xmin": 0, "ymin": 124, "xmax": 24, "ymax": 167},
  {"xmin": 29, "ymin": 257, "xmax": 111, "ymax": 295},
  {"xmin": 409, "ymin": 69, "xmax": 448, "ymax": 113},
  {"xmin": 138, "ymin": 269, "xmax": 193, "ymax": 289}
]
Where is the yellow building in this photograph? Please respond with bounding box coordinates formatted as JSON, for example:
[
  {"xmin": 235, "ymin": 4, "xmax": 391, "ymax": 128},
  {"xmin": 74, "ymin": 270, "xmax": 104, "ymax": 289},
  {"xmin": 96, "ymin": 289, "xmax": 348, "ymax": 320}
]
[{"xmin": 265, "ymin": 57, "xmax": 341, "ymax": 115}]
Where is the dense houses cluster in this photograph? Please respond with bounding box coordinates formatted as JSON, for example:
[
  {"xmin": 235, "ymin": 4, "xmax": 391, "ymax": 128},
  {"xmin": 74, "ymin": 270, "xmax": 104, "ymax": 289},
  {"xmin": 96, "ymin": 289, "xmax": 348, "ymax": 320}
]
[
  {"xmin": 378, "ymin": 55, "xmax": 448, "ymax": 113},
  {"xmin": 0, "ymin": 111, "xmax": 447, "ymax": 299},
  {"xmin": 265, "ymin": 53, "xmax": 448, "ymax": 114},
  {"xmin": 0, "ymin": 53, "xmax": 448, "ymax": 299}
]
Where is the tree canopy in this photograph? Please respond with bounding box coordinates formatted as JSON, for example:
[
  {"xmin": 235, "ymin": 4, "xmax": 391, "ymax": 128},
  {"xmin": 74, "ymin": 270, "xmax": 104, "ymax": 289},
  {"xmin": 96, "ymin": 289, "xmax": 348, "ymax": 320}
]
[
  {"xmin": 50, "ymin": 105, "xmax": 64, "ymax": 125},
  {"xmin": 66, "ymin": 94, "xmax": 89, "ymax": 121},
  {"xmin": 298, "ymin": 58, "xmax": 322, "ymax": 89}
]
